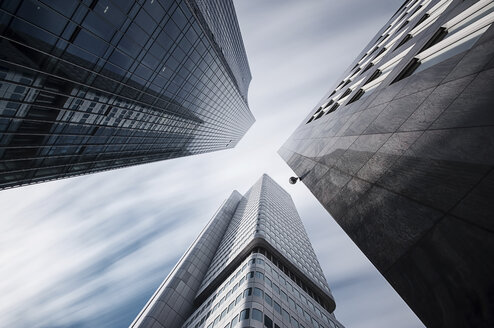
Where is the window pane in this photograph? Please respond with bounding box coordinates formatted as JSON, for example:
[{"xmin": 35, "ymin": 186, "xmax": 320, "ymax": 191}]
[
  {"xmin": 252, "ymin": 309, "xmax": 263, "ymax": 322},
  {"xmin": 264, "ymin": 315, "xmax": 273, "ymax": 328},
  {"xmin": 265, "ymin": 293, "xmax": 273, "ymax": 306},
  {"xmin": 231, "ymin": 315, "xmax": 239, "ymax": 327},
  {"xmin": 282, "ymin": 309, "xmax": 290, "ymax": 322},
  {"xmin": 240, "ymin": 309, "xmax": 250, "ymax": 320},
  {"xmin": 274, "ymin": 301, "xmax": 281, "ymax": 314}
]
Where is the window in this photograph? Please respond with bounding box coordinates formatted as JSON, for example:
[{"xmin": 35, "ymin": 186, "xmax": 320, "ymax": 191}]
[
  {"xmin": 265, "ymin": 277, "xmax": 272, "ymax": 287},
  {"xmin": 395, "ymin": 34, "xmax": 412, "ymax": 50},
  {"xmin": 281, "ymin": 291, "xmax": 288, "ymax": 302},
  {"xmin": 254, "ymin": 287, "xmax": 264, "ymax": 298},
  {"xmin": 240, "ymin": 309, "xmax": 250, "ymax": 320},
  {"xmin": 291, "ymin": 317, "xmax": 300, "ymax": 328},
  {"xmin": 231, "ymin": 315, "xmax": 239, "ymax": 327},
  {"xmin": 282, "ymin": 309, "xmax": 290, "ymax": 322},
  {"xmin": 228, "ymin": 301, "xmax": 235, "ymax": 312},
  {"xmin": 252, "ymin": 309, "xmax": 263, "ymax": 322},
  {"xmin": 236, "ymin": 294, "xmax": 242, "ymax": 305},
  {"xmin": 324, "ymin": 103, "xmax": 339, "ymax": 115},
  {"xmin": 420, "ymin": 27, "xmax": 448, "ymax": 53},
  {"xmin": 289, "ymin": 297, "xmax": 296, "ymax": 309},
  {"xmin": 256, "ymin": 271, "xmax": 264, "ymax": 280},
  {"xmin": 264, "ymin": 315, "xmax": 274, "ymax": 328},
  {"xmin": 243, "ymin": 288, "xmax": 252, "ymax": 297},
  {"xmin": 274, "ymin": 301, "xmax": 282, "ymax": 314},
  {"xmin": 273, "ymin": 284, "xmax": 280, "ymax": 294},
  {"xmin": 339, "ymin": 88, "xmax": 352, "ymax": 100},
  {"xmin": 265, "ymin": 293, "xmax": 273, "ymax": 306}
]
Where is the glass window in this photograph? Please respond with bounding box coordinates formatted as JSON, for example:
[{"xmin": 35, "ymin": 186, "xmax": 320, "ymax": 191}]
[
  {"xmin": 264, "ymin": 315, "xmax": 273, "ymax": 328},
  {"xmin": 235, "ymin": 294, "xmax": 242, "ymax": 305},
  {"xmin": 265, "ymin": 277, "xmax": 272, "ymax": 287},
  {"xmin": 252, "ymin": 309, "xmax": 263, "ymax": 322},
  {"xmin": 243, "ymin": 288, "xmax": 252, "ymax": 298},
  {"xmin": 74, "ymin": 29, "xmax": 108, "ymax": 57},
  {"xmin": 247, "ymin": 271, "xmax": 254, "ymax": 279},
  {"xmin": 83, "ymin": 11, "xmax": 115, "ymax": 41},
  {"xmin": 274, "ymin": 301, "xmax": 281, "ymax": 314},
  {"xmin": 228, "ymin": 301, "xmax": 234, "ymax": 312},
  {"xmin": 282, "ymin": 310, "xmax": 290, "ymax": 323},
  {"xmin": 254, "ymin": 287, "xmax": 263, "ymax": 298},
  {"xmin": 17, "ymin": 1, "xmax": 65, "ymax": 35},
  {"xmin": 231, "ymin": 315, "xmax": 239, "ymax": 327},
  {"xmin": 289, "ymin": 298, "xmax": 295, "ymax": 309},
  {"xmin": 273, "ymin": 284, "xmax": 280, "ymax": 294},
  {"xmin": 265, "ymin": 293, "xmax": 273, "ymax": 306},
  {"xmin": 256, "ymin": 271, "xmax": 264, "ymax": 280},
  {"xmin": 281, "ymin": 291, "xmax": 288, "ymax": 302},
  {"xmin": 239, "ymin": 309, "xmax": 250, "ymax": 320},
  {"xmin": 291, "ymin": 317, "xmax": 299, "ymax": 328}
]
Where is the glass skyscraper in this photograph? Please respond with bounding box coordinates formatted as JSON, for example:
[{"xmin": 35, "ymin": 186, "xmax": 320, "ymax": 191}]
[
  {"xmin": 0, "ymin": 0, "xmax": 254, "ymax": 189},
  {"xmin": 280, "ymin": 0, "xmax": 494, "ymax": 327},
  {"xmin": 131, "ymin": 174, "xmax": 344, "ymax": 328}
]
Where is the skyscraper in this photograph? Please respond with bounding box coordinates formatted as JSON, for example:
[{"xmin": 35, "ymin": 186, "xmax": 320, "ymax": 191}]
[
  {"xmin": 0, "ymin": 0, "xmax": 254, "ymax": 189},
  {"xmin": 131, "ymin": 174, "xmax": 344, "ymax": 328},
  {"xmin": 279, "ymin": 0, "xmax": 494, "ymax": 327}
]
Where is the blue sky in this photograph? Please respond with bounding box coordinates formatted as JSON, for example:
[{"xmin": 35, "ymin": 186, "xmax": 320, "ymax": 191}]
[{"xmin": 0, "ymin": 1, "xmax": 424, "ymax": 327}]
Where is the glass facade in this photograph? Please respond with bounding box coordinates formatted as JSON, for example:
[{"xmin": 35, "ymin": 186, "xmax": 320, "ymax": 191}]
[
  {"xmin": 131, "ymin": 175, "xmax": 344, "ymax": 328},
  {"xmin": 0, "ymin": 0, "xmax": 254, "ymax": 189}
]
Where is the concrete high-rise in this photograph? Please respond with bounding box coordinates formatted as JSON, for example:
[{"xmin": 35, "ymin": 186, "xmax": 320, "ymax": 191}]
[
  {"xmin": 0, "ymin": 0, "xmax": 254, "ymax": 189},
  {"xmin": 131, "ymin": 174, "xmax": 344, "ymax": 328},
  {"xmin": 279, "ymin": 0, "xmax": 494, "ymax": 327}
]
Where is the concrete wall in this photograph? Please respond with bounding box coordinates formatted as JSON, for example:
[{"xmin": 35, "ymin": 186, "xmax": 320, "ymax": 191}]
[{"xmin": 280, "ymin": 1, "xmax": 494, "ymax": 326}]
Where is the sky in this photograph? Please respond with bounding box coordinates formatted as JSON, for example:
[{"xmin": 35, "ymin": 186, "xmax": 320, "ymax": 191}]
[{"xmin": 0, "ymin": 1, "xmax": 425, "ymax": 327}]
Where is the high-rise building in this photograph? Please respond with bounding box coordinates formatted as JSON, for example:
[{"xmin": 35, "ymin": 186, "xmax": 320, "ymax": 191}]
[
  {"xmin": 131, "ymin": 174, "xmax": 344, "ymax": 328},
  {"xmin": 0, "ymin": 0, "xmax": 254, "ymax": 189},
  {"xmin": 279, "ymin": 0, "xmax": 494, "ymax": 327}
]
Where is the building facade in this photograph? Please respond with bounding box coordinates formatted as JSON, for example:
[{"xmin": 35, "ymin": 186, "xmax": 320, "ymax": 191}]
[
  {"xmin": 0, "ymin": 0, "xmax": 254, "ymax": 189},
  {"xmin": 279, "ymin": 0, "xmax": 494, "ymax": 327},
  {"xmin": 131, "ymin": 174, "xmax": 344, "ymax": 328}
]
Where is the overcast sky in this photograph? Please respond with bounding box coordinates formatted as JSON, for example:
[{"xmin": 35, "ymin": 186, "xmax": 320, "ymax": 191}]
[{"xmin": 0, "ymin": 1, "xmax": 425, "ymax": 327}]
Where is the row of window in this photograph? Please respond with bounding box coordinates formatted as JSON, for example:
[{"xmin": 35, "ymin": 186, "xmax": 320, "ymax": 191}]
[
  {"xmin": 188, "ymin": 283, "xmax": 336, "ymax": 328},
  {"xmin": 306, "ymin": 0, "xmax": 492, "ymax": 124},
  {"xmin": 188, "ymin": 251, "xmax": 333, "ymax": 328}
]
